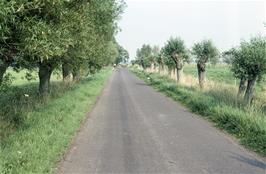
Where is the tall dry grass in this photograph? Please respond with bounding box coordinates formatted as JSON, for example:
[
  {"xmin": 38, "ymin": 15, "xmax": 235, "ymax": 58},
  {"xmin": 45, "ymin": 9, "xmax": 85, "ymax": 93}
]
[{"xmin": 143, "ymin": 65, "xmax": 266, "ymax": 108}]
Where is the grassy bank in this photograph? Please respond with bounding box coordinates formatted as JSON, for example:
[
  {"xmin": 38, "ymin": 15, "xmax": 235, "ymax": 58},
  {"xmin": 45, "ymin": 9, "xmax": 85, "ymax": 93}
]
[
  {"xmin": 0, "ymin": 68, "xmax": 112, "ymax": 174},
  {"xmin": 131, "ymin": 68, "xmax": 266, "ymax": 157}
]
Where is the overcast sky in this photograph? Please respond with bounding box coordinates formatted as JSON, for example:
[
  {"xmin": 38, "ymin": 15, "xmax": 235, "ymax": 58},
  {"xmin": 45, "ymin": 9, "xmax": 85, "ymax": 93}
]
[{"xmin": 116, "ymin": 0, "xmax": 266, "ymax": 60}]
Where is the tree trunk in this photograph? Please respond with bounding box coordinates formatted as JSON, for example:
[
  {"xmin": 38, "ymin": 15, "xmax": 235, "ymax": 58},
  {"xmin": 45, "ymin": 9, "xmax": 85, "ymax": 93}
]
[
  {"xmin": 237, "ymin": 77, "xmax": 247, "ymax": 98},
  {"xmin": 176, "ymin": 68, "xmax": 181, "ymax": 83},
  {"xmin": 198, "ymin": 69, "xmax": 205, "ymax": 89},
  {"xmin": 244, "ymin": 77, "xmax": 257, "ymax": 105},
  {"xmin": 72, "ymin": 69, "xmax": 81, "ymax": 82},
  {"xmin": 39, "ymin": 62, "xmax": 53, "ymax": 95},
  {"xmin": 0, "ymin": 61, "xmax": 10, "ymax": 85},
  {"xmin": 197, "ymin": 62, "xmax": 206, "ymax": 89},
  {"xmin": 174, "ymin": 56, "xmax": 183, "ymax": 84},
  {"xmin": 62, "ymin": 62, "xmax": 72, "ymax": 82},
  {"xmin": 141, "ymin": 59, "xmax": 145, "ymax": 70}
]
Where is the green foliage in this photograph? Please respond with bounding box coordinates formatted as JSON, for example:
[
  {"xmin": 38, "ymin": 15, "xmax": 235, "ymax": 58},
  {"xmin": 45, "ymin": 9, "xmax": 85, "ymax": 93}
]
[
  {"xmin": 162, "ymin": 37, "xmax": 189, "ymax": 70},
  {"xmin": 163, "ymin": 37, "xmax": 187, "ymax": 57},
  {"xmin": 0, "ymin": 72, "xmax": 13, "ymax": 92},
  {"xmin": 151, "ymin": 45, "xmax": 160, "ymax": 63},
  {"xmin": 63, "ymin": 0, "xmax": 125, "ymax": 72},
  {"xmin": 229, "ymin": 36, "xmax": 266, "ymax": 104},
  {"xmin": 155, "ymin": 51, "xmax": 163, "ymax": 64},
  {"xmin": 222, "ymin": 48, "xmax": 235, "ymax": 65},
  {"xmin": 0, "ymin": 0, "xmax": 125, "ymax": 92},
  {"xmin": 163, "ymin": 53, "xmax": 176, "ymax": 70},
  {"xmin": 115, "ymin": 44, "xmax": 129, "ymax": 64},
  {"xmin": 192, "ymin": 40, "xmax": 219, "ymax": 65},
  {"xmin": 231, "ymin": 36, "xmax": 266, "ymax": 81},
  {"xmin": 135, "ymin": 44, "xmax": 153, "ymax": 69}
]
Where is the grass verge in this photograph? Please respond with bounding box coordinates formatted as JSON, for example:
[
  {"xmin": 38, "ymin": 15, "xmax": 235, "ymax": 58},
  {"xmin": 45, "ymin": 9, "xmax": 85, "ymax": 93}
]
[
  {"xmin": 131, "ymin": 68, "xmax": 266, "ymax": 157},
  {"xmin": 0, "ymin": 68, "xmax": 112, "ymax": 174}
]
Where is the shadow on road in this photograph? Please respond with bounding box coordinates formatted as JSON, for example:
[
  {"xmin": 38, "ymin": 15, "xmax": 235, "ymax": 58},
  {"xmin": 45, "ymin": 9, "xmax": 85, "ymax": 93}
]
[
  {"xmin": 229, "ymin": 152, "xmax": 266, "ymax": 170},
  {"xmin": 135, "ymin": 82, "xmax": 147, "ymax": 86}
]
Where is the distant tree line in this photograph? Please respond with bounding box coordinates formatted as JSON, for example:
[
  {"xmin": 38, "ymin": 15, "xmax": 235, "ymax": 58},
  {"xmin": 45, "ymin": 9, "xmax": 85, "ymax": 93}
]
[
  {"xmin": 0, "ymin": 0, "xmax": 128, "ymax": 94},
  {"xmin": 133, "ymin": 36, "xmax": 266, "ymax": 105}
]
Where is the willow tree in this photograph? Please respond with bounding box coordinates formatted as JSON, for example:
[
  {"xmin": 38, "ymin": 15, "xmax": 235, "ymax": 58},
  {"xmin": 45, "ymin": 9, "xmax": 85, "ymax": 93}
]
[
  {"xmin": 155, "ymin": 51, "xmax": 164, "ymax": 74},
  {"xmin": 151, "ymin": 46, "xmax": 160, "ymax": 70},
  {"xmin": 63, "ymin": 0, "xmax": 124, "ymax": 79},
  {"xmin": 0, "ymin": 1, "xmax": 69, "ymax": 93},
  {"xmin": 223, "ymin": 48, "xmax": 247, "ymax": 97},
  {"xmin": 231, "ymin": 36, "xmax": 266, "ymax": 105},
  {"xmin": 18, "ymin": 1, "xmax": 73, "ymax": 94},
  {"xmin": 0, "ymin": 0, "xmax": 125, "ymax": 93},
  {"xmin": 163, "ymin": 37, "xmax": 189, "ymax": 83},
  {"xmin": 0, "ymin": 1, "xmax": 21, "ymax": 85},
  {"xmin": 192, "ymin": 40, "xmax": 219, "ymax": 89},
  {"xmin": 222, "ymin": 49, "xmax": 235, "ymax": 65},
  {"xmin": 115, "ymin": 44, "xmax": 129, "ymax": 65},
  {"xmin": 60, "ymin": 1, "xmax": 89, "ymax": 82},
  {"xmin": 135, "ymin": 44, "xmax": 153, "ymax": 69}
]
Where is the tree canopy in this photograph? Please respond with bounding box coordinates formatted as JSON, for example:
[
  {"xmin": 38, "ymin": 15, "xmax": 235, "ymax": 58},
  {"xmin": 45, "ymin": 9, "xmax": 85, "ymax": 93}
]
[
  {"xmin": 135, "ymin": 44, "xmax": 153, "ymax": 69},
  {"xmin": 115, "ymin": 44, "xmax": 129, "ymax": 65},
  {"xmin": 162, "ymin": 37, "xmax": 189, "ymax": 82},
  {"xmin": 0, "ymin": 0, "xmax": 126, "ymax": 93},
  {"xmin": 192, "ymin": 40, "xmax": 219, "ymax": 66},
  {"xmin": 192, "ymin": 40, "xmax": 219, "ymax": 88},
  {"xmin": 230, "ymin": 36, "xmax": 266, "ymax": 104}
]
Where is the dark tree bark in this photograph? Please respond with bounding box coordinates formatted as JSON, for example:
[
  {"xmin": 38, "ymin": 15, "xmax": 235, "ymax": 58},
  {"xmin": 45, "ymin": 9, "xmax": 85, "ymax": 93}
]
[
  {"xmin": 197, "ymin": 62, "xmax": 206, "ymax": 89},
  {"xmin": 141, "ymin": 59, "xmax": 145, "ymax": 70},
  {"xmin": 0, "ymin": 61, "xmax": 10, "ymax": 85},
  {"xmin": 62, "ymin": 62, "xmax": 72, "ymax": 82},
  {"xmin": 244, "ymin": 77, "xmax": 257, "ymax": 105},
  {"xmin": 198, "ymin": 69, "xmax": 205, "ymax": 89},
  {"xmin": 39, "ymin": 62, "xmax": 53, "ymax": 95},
  {"xmin": 158, "ymin": 56, "xmax": 164, "ymax": 74},
  {"xmin": 176, "ymin": 66, "xmax": 182, "ymax": 83},
  {"xmin": 237, "ymin": 77, "xmax": 247, "ymax": 98},
  {"xmin": 72, "ymin": 69, "xmax": 81, "ymax": 82},
  {"xmin": 172, "ymin": 53, "xmax": 183, "ymax": 83}
]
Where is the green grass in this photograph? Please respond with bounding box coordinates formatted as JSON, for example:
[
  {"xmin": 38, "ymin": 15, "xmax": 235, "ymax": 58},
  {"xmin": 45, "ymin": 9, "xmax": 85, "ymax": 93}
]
[
  {"xmin": 132, "ymin": 68, "xmax": 266, "ymax": 157},
  {"xmin": 5, "ymin": 69, "xmax": 62, "ymax": 86},
  {"xmin": 183, "ymin": 64, "xmax": 266, "ymax": 93},
  {"xmin": 183, "ymin": 64, "xmax": 236, "ymax": 84},
  {"xmin": 0, "ymin": 68, "xmax": 112, "ymax": 174}
]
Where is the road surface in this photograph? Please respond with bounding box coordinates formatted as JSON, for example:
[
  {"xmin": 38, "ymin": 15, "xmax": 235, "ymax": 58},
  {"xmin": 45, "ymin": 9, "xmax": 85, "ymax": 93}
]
[{"xmin": 57, "ymin": 68, "xmax": 265, "ymax": 174}]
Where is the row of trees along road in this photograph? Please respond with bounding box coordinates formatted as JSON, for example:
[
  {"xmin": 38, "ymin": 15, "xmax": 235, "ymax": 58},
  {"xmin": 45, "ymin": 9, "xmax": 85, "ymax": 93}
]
[
  {"xmin": 133, "ymin": 36, "xmax": 266, "ymax": 106},
  {"xmin": 0, "ymin": 0, "xmax": 128, "ymax": 95}
]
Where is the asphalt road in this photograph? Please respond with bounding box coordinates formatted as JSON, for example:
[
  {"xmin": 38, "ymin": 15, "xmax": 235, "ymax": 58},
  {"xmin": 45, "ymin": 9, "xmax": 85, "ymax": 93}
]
[{"xmin": 57, "ymin": 68, "xmax": 266, "ymax": 174}]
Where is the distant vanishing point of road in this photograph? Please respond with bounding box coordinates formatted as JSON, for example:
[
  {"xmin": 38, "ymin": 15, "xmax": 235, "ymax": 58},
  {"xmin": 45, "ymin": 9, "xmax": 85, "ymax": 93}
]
[{"xmin": 57, "ymin": 68, "xmax": 266, "ymax": 174}]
